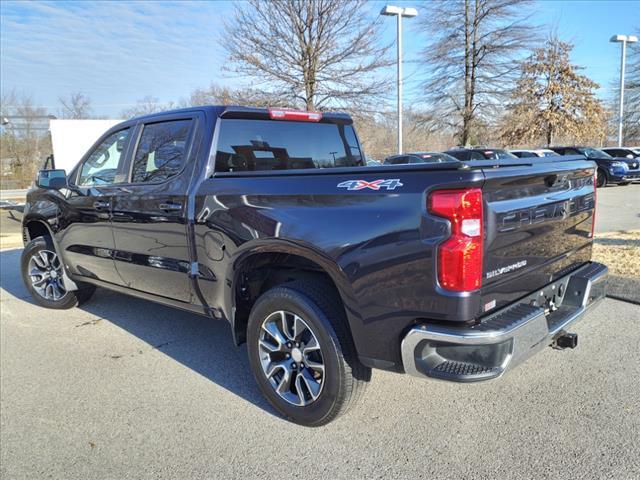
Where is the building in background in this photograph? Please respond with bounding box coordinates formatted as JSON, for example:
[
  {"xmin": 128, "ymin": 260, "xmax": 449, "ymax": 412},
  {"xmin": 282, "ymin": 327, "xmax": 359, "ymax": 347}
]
[{"xmin": 48, "ymin": 119, "xmax": 122, "ymax": 173}]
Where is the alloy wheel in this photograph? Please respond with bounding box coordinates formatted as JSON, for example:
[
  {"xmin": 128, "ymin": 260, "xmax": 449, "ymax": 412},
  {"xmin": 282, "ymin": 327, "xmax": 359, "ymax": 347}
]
[
  {"xmin": 28, "ymin": 250, "xmax": 67, "ymax": 301},
  {"xmin": 258, "ymin": 310, "xmax": 325, "ymax": 407}
]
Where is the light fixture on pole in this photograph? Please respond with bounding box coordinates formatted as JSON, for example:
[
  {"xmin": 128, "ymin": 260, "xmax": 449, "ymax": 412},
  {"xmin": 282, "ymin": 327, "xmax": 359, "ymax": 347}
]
[
  {"xmin": 381, "ymin": 5, "xmax": 418, "ymax": 155},
  {"xmin": 610, "ymin": 34, "xmax": 638, "ymax": 147}
]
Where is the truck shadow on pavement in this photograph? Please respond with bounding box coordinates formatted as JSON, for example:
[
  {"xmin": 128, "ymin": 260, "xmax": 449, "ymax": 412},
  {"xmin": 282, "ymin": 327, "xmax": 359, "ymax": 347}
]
[{"xmin": 0, "ymin": 248, "xmax": 278, "ymax": 419}]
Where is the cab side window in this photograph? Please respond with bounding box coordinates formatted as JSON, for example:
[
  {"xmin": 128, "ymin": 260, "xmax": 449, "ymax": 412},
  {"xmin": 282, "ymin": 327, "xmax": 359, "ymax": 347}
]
[
  {"xmin": 131, "ymin": 119, "xmax": 193, "ymax": 183},
  {"xmin": 77, "ymin": 128, "xmax": 131, "ymax": 186}
]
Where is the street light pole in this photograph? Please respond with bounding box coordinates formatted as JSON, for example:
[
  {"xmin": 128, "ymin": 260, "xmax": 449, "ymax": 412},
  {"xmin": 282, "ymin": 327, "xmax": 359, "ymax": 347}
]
[
  {"xmin": 381, "ymin": 5, "xmax": 418, "ymax": 155},
  {"xmin": 396, "ymin": 12, "xmax": 403, "ymax": 155},
  {"xmin": 610, "ymin": 34, "xmax": 638, "ymax": 147}
]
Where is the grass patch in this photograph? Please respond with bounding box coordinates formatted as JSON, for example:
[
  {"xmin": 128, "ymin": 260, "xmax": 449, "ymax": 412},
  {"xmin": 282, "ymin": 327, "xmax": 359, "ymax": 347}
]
[{"xmin": 593, "ymin": 230, "xmax": 640, "ymax": 278}]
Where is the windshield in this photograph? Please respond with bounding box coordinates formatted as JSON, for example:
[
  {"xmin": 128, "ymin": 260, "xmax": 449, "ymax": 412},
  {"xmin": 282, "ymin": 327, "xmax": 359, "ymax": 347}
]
[{"xmin": 579, "ymin": 147, "xmax": 611, "ymax": 159}]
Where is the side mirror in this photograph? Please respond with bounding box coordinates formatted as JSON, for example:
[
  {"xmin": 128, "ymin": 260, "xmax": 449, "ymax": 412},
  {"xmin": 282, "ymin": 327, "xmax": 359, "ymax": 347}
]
[{"xmin": 37, "ymin": 169, "xmax": 68, "ymax": 190}]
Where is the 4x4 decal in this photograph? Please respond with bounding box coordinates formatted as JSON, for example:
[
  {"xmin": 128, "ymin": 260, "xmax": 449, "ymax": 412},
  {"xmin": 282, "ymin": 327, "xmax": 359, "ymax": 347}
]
[{"xmin": 337, "ymin": 179, "xmax": 403, "ymax": 191}]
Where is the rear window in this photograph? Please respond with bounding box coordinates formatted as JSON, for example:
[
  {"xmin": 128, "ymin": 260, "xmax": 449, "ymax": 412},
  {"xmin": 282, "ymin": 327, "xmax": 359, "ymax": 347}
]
[{"xmin": 214, "ymin": 119, "xmax": 364, "ymax": 172}]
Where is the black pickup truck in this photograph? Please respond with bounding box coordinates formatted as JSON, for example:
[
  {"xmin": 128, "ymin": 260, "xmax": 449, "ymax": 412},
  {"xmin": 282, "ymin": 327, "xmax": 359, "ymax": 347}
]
[{"xmin": 21, "ymin": 106, "xmax": 607, "ymax": 426}]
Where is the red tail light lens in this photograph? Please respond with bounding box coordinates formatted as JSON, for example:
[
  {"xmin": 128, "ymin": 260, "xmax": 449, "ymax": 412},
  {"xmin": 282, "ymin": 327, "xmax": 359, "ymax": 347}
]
[
  {"xmin": 428, "ymin": 188, "xmax": 483, "ymax": 291},
  {"xmin": 268, "ymin": 108, "xmax": 322, "ymax": 122}
]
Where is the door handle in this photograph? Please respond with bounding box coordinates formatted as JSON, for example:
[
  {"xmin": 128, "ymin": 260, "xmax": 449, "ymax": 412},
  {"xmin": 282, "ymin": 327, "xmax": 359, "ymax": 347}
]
[
  {"xmin": 93, "ymin": 200, "xmax": 110, "ymax": 209},
  {"xmin": 159, "ymin": 202, "xmax": 182, "ymax": 211}
]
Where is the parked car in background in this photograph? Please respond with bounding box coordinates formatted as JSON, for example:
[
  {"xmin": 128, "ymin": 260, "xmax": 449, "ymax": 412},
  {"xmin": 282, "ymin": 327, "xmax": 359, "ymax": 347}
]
[
  {"xmin": 601, "ymin": 147, "xmax": 640, "ymax": 159},
  {"xmin": 602, "ymin": 148, "xmax": 640, "ymax": 183},
  {"xmin": 444, "ymin": 147, "xmax": 517, "ymax": 161},
  {"xmin": 510, "ymin": 149, "xmax": 560, "ymax": 158},
  {"xmin": 365, "ymin": 156, "xmax": 382, "ymax": 166},
  {"xmin": 384, "ymin": 152, "xmax": 459, "ymax": 165},
  {"xmin": 549, "ymin": 146, "xmax": 640, "ymax": 187}
]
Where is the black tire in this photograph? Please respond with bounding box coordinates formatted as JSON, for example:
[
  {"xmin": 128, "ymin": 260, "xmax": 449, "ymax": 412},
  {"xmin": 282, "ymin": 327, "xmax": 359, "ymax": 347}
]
[
  {"xmin": 246, "ymin": 279, "xmax": 371, "ymax": 427},
  {"xmin": 618, "ymin": 182, "xmax": 630, "ymax": 186},
  {"xmin": 21, "ymin": 236, "xmax": 96, "ymax": 309},
  {"xmin": 596, "ymin": 169, "xmax": 607, "ymax": 188}
]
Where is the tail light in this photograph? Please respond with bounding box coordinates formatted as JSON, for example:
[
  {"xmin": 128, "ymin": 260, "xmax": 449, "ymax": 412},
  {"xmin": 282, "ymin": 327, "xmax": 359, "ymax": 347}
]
[
  {"xmin": 428, "ymin": 188, "xmax": 483, "ymax": 291},
  {"xmin": 268, "ymin": 108, "xmax": 322, "ymax": 122},
  {"xmin": 591, "ymin": 170, "xmax": 597, "ymax": 238}
]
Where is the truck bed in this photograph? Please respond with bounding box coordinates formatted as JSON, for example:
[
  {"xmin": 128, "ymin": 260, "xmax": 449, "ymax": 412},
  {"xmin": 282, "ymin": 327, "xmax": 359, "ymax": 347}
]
[{"xmin": 194, "ymin": 155, "xmax": 596, "ymax": 370}]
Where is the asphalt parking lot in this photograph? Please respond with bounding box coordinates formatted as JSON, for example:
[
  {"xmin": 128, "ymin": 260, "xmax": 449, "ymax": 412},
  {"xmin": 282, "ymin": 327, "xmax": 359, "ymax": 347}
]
[
  {"xmin": 594, "ymin": 183, "xmax": 640, "ymax": 233},
  {"xmin": 1, "ymin": 249, "xmax": 639, "ymax": 479}
]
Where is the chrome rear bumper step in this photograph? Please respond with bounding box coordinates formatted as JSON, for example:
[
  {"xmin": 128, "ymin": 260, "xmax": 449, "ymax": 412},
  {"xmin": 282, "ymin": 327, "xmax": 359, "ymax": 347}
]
[{"xmin": 401, "ymin": 262, "xmax": 608, "ymax": 382}]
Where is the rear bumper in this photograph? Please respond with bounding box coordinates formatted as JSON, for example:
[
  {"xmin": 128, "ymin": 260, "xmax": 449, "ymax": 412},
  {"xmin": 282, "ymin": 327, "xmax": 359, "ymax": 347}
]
[{"xmin": 401, "ymin": 262, "xmax": 608, "ymax": 382}]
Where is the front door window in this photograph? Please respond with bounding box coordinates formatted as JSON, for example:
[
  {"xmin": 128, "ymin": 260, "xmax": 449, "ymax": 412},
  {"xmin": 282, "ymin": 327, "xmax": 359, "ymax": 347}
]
[{"xmin": 77, "ymin": 128, "xmax": 131, "ymax": 186}]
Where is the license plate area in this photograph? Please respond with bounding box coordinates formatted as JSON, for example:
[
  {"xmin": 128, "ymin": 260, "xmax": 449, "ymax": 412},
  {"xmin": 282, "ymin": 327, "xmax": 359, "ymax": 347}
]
[{"xmin": 518, "ymin": 276, "xmax": 573, "ymax": 314}]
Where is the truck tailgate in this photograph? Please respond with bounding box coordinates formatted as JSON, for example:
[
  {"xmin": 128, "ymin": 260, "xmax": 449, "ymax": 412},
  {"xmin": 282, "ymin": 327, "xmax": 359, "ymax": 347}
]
[{"xmin": 479, "ymin": 158, "xmax": 596, "ymax": 313}]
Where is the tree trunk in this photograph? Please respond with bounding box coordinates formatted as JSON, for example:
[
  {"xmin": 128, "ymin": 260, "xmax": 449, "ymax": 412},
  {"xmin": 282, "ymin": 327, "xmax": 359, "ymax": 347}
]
[
  {"xmin": 304, "ymin": 68, "xmax": 316, "ymax": 110},
  {"xmin": 305, "ymin": 95, "xmax": 315, "ymax": 110}
]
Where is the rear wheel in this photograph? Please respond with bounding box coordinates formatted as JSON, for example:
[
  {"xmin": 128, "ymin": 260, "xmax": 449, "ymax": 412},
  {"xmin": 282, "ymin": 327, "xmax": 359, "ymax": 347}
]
[
  {"xmin": 596, "ymin": 169, "xmax": 607, "ymax": 188},
  {"xmin": 246, "ymin": 280, "xmax": 370, "ymax": 426},
  {"xmin": 21, "ymin": 237, "xmax": 96, "ymax": 309}
]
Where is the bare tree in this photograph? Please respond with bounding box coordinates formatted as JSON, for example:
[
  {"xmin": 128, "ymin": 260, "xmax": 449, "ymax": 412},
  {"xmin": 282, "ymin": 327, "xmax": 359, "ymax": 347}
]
[
  {"xmin": 58, "ymin": 92, "xmax": 92, "ymax": 119},
  {"xmin": 500, "ymin": 36, "xmax": 607, "ymax": 147},
  {"xmin": 223, "ymin": 0, "xmax": 392, "ymax": 111},
  {"xmin": 1, "ymin": 90, "xmax": 52, "ymax": 187},
  {"xmin": 418, "ymin": 0, "xmax": 535, "ymax": 146},
  {"xmin": 188, "ymin": 83, "xmax": 289, "ymax": 108},
  {"xmin": 353, "ymin": 109, "xmax": 456, "ymax": 161},
  {"xmin": 119, "ymin": 96, "xmax": 182, "ymax": 118}
]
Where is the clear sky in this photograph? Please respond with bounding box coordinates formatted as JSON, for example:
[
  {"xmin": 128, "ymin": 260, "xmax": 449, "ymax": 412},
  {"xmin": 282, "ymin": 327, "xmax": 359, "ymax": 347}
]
[{"xmin": 1, "ymin": 0, "xmax": 638, "ymax": 118}]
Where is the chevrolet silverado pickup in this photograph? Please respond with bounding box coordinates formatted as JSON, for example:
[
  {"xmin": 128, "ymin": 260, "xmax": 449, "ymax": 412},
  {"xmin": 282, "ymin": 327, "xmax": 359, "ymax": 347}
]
[{"xmin": 21, "ymin": 106, "xmax": 607, "ymax": 426}]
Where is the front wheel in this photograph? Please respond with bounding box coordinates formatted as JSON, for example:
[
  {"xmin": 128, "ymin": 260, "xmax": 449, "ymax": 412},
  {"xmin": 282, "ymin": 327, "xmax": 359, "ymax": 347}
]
[
  {"xmin": 596, "ymin": 169, "xmax": 607, "ymax": 188},
  {"xmin": 21, "ymin": 237, "xmax": 96, "ymax": 309},
  {"xmin": 247, "ymin": 280, "xmax": 371, "ymax": 427}
]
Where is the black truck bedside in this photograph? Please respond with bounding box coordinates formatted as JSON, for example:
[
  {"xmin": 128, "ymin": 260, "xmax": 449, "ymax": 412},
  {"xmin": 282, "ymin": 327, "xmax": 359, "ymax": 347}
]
[{"xmin": 21, "ymin": 106, "xmax": 607, "ymax": 426}]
